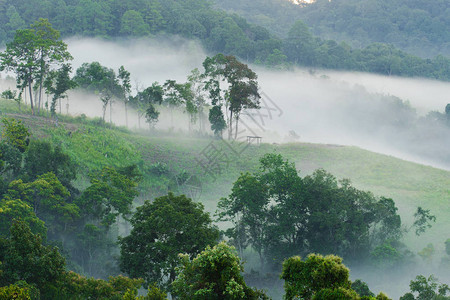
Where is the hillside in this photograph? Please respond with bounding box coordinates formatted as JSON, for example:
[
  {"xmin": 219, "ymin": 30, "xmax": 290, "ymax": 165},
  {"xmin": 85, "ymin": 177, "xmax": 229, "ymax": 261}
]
[
  {"xmin": 2, "ymin": 0, "xmax": 450, "ymax": 80},
  {"xmin": 215, "ymin": 0, "xmax": 450, "ymax": 58},
  {"xmin": 2, "ymin": 98, "xmax": 448, "ymax": 257}
]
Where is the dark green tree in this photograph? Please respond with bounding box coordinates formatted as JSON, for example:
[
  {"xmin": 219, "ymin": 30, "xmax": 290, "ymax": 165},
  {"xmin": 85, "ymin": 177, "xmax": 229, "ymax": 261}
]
[
  {"xmin": 31, "ymin": 18, "xmax": 73, "ymax": 114},
  {"xmin": 0, "ymin": 219, "xmax": 66, "ymax": 289},
  {"xmin": 281, "ymin": 254, "xmax": 353, "ymax": 300},
  {"xmin": 120, "ymin": 10, "xmax": 150, "ymax": 36},
  {"xmin": 208, "ymin": 104, "xmax": 226, "ymax": 137},
  {"xmin": 201, "ymin": 54, "xmax": 260, "ymax": 140},
  {"xmin": 73, "ymin": 61, "xmax": 122, "ymax": 122},
  {"xmin": 412, "ymin": 206, "xmax": 436, "ymax": 236},
  {"xmin": 172, "ymin": 242, "xmax": 268, "ymax": 299},
  {"xmin": 78, "ymin": 166, "xmax": 139, "ymax": 227},
  {"xmin": 44, "ymin": 63, "xmax": 77, "ymax": 116},
  {"xmin": 400, "ymin": 275, "xmax": 450, "ymax": 300},
  {"xmin": 130, "ymin": 82, "xmax": 163, "ymax": 128},
  {"xmin": 1, "ymin": 117, "xmax": 30, "ymax": 153},
  {"xmin": 0, "ymin": 198, "xmax": 46, "ymax": 238},
  {"xmin": 218, "ymin": 153, "xmax": 403, "ymax": 267},
  {"xmin": 119, "ymin": 192, "xmax": 219, "ymax": 288},
  {"xmin": 23, "ymin": 139, "xmax": 76, "ymax": 188},
  {"xmin": 0, "ymin": 19, "xmax": 71, "ymax": 115}
]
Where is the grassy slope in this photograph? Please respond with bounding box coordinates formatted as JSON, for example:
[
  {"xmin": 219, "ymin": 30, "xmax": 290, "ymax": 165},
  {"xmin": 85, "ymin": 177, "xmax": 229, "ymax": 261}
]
[{"xmin": 1, "ymin": 98, "xmax": 449, "ymax": 255}]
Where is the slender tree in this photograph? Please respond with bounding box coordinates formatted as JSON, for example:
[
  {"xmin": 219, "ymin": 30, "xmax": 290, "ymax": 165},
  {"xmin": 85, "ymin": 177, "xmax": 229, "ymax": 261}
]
[{"xmin": 118, "ymin": 66, "xmax": 131, "ymax": 127}]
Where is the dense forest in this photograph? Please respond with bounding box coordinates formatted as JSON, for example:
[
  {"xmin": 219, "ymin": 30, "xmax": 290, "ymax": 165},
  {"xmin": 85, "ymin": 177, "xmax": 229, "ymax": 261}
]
[
  {"xmin": 1, "ymin": 0, "xmax": 450, "ymax": 80},
  {"xmin": 215, "ymin": 0, "xmax": 450, "ymax": 58},
  {"xmin": 0, "ymin": 1, "xmax": 450, "ymax": 299}
]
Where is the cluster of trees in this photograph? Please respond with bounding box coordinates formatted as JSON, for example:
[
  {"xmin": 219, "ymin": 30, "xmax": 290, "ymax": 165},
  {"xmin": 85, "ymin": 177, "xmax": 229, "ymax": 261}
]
[
  {"xmin": 0, "ymin": 19, "xmax": 262, "ymax": 138},
  {"xmin": 0, "ymin": 219, "xmax": 166, "ymax": 299},
  {"xmin": 0, "ymin": 18, "xmax": 74, "ymax": 116},
  {"xmin": 0, "ymin": 116, "xmax": 142, "ymax": 280},
  {"xmin": 2, "ymin": 215, "xmax": 449, "ymax": 299},
  {"xmin": 217, "ymin": 153, "xmax": 436, "ymax": 270},
  {"xmin": 1, "ymin": 0, "xmax": 450, "ymax": 81},
  {"xmin": 72, "ymin": 53, "xmax": 261, "ymax": 139}
]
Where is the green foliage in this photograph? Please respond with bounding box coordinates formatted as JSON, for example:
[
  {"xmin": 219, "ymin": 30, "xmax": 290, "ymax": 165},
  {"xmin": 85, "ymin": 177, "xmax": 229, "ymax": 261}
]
[
  {"xmin": 202, "ymin": 54, "xmax": 260, "ymax": 140},
  {"xmin": 351, "ymin": 280, "xmax": 375, "ymax": 298},
  {"xmin": 369, "ymin": 242, "xmax": 408, "ymax": 268},
  {"xmin": 123, "ymin": 284, "xmax": 168, "ymax": 300},
  {"xmin": 0, "ymin": 283, "xmax": 31, "ymax": 300},
  {"xmin": 375, "ymin": 292, "xmax": 392, "ymax": 300},
  {"xmin": 119, "ymin": 192, "xmax": 219, "ymax": 288},
  {"xmin": 44, "ymin": 63, "xmax": 77, "ymax": 116},
  {"xmin": 78, "ymin": 166, "xmax": 139, "ymax": 227},
  {"xmin": 281, "ymin": 254, "xmax": 352, "ymax": 300},
  {"xmin": 120, "ymin": 10, "xmax": 150, "ymax": 36},
  {"xmin": 6, "ymin": 172, "xmax": 75, "ymax": 225},
  {"xmin": 0, "ymin": 19, "xmax": 72, "ymax": 115},
  {"xmin": 0, "ymin": 219, "xmax": 66, "ymax": 290},
  {"xmin": 23, "ymin": 139, "xmax": 77, "ymax": 187},
  {"xmin": 412, "ymin": 207, "xmax": 436, "ymax": 236},
  {"xmin": 312, "ymin": 287, "xmax": 360, "ymax": 300},
  {"xmin": 418, "ymin": 244, "xmax": 435, "ymax": 263},
  {"xmin": 216, "ymin": 0, "xmax": 450, "ymax": 58},
  {"xmin": 0, "ymin": 198, "xmax": 46, "ymax": 238},
  {"xmin": 0, "ymin": 142, "xmax": 22, "ymax": 180},
  {"xmin": 208, "ymin": 104, "xmax": 227, "ymax": 137},
  {"xmin": 1, "ymin": 117, "xmax": 30, "ymax": 153},
  {"xmin": 2, "ymin": 0, "xmax": 450, "ymax": 81},
  {"xmin": 73, "ymin": 61, "xmax": 122, "ymax": 121},
  {"xmin": 218, "ymin": 153, "xmax": 403, "ymax": 266},
  {"xmin": 401, "ymin": 275, "xmax": 450, "ymax": 300},
  {"xmin": 172, "ymin": 241, "xmax": 269, "ymax": 299},
  {"xmin": 51, "ymin": 271, "xmax": 144, "ymax": 299},
  {"xmin": 1, "ymin": 88, "xmax": 16, "ymax": 100}
]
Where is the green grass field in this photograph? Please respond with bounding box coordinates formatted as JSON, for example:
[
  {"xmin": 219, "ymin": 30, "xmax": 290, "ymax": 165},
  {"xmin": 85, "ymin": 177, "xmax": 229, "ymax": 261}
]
[{"xmin": 1, "ymin": 98, "xmax": 449, "ymax": 256}]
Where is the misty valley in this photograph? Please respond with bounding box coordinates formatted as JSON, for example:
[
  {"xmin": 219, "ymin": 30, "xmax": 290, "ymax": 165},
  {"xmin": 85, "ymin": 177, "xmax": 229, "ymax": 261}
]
[{"xmin": 0, "ymin": 1, "xmax": 450, "ymax": 300}]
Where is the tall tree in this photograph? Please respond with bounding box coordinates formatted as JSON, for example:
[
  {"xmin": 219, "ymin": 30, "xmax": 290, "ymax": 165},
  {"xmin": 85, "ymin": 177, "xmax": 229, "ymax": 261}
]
[
  {"xmin": 31, "ymin": 18, "xmax": 72, "ymax": 114},
  {"xmin": 0, "ymin": 19, "xmax": 72, "ymax": 115},
  {"xmin": 118, "ymin": 65, "xmax": 131, "ymax": 127},
  {"xmin": 44, "ymin": 63, "xmax": 77, "ymax": 116},
  {"xmin": 73, "ymin": 61, "xmax": 121, "ymax": 122},
  {"xmin": 0, "ymin": 28, "xmax": 39, "ymax": 114},
  {"xmin": 201, "ymin": 54, "xmax": 260, "ymax": 140},
  {"xmin": 119, "ymin": 192, "xmax": 219, "ymax": 288}
]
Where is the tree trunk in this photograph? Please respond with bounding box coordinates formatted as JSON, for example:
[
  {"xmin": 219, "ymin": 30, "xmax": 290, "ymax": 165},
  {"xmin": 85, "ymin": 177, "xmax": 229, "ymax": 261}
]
[
  {"xmin": 38, "ymin": 79, "xmax": 43, "ymax": 114},
  {"xmin": 125, "ymin": 101, "xmax": 128, "ymax": 128},
  {"xmin": 109, "ymin": 99, "xmax": 112, "ymax": 123},
  {"xmin": 228, "ymin": 110, "xmax": 233, "ymax": 140},
  {"xmin": 235, "ymin": 115, "xmax": 239, "ymax": 140},
  {"xmin": 28, "ymin": 79, "xmax": 34, "ymax": 115}
]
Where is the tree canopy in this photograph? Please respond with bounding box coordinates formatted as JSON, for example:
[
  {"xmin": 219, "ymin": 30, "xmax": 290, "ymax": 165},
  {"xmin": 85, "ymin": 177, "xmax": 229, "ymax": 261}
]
[
  {"xmin": 119, "ymin": 192, "xmax": 219, "ymax": 288},
  {"xmin": 218, "ymin": 153, "xmax": 403, "ymax": 267}
]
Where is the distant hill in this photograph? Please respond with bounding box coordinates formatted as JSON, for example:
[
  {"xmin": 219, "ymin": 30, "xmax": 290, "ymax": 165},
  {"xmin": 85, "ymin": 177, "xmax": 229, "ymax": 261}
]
[
  {"xmin": 215, "ymin": 0, "xmax": 450, "ymax": 58},
  {"xmin": 1, "ymin": 0, "xmax": 450, "ymax": 80}
]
